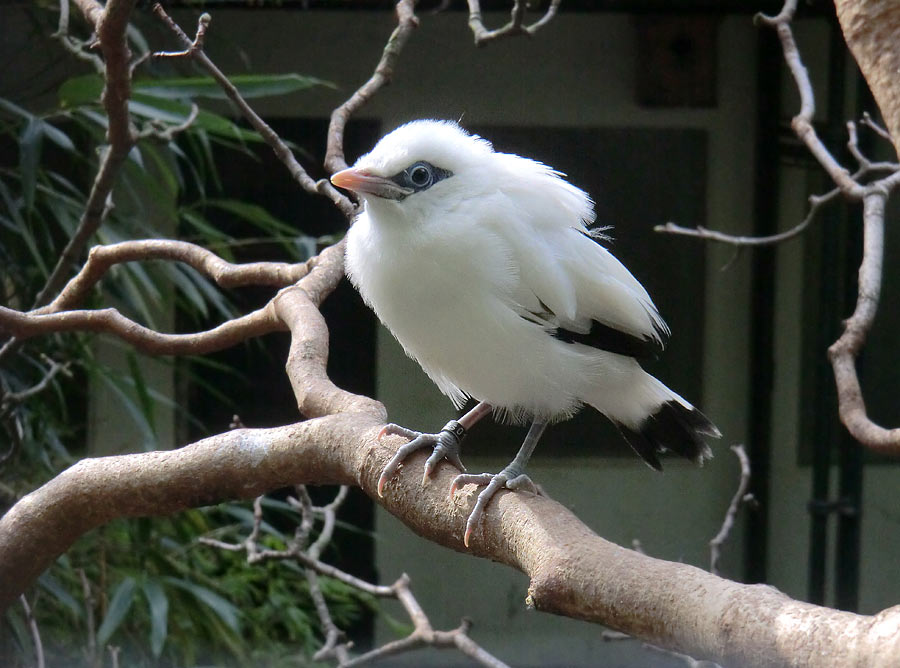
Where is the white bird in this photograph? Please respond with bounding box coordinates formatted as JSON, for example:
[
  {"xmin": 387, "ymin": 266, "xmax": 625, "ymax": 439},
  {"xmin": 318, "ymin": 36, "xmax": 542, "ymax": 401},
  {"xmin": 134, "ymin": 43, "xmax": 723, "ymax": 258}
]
[{"xmin": 332, "ymin": 120, "xmax": 720, "ymax": 546}]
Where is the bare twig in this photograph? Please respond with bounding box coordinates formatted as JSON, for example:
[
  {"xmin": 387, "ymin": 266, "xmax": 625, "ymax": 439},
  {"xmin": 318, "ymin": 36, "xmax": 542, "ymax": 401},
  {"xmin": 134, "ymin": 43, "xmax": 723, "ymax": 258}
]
[
  {"xmin": 1, "ymin": 356, "xmax": 70, "ymax": 407},
  {"xmin": 107, "ymin": 645, "xmax": 121, "ymax": 668},
  {"xmin": 136, "ymin": 102, "xmax": 199, "ymax": 142},
  {"xmin": 760, "ymin": 1, "xmax": 900, "ymax": 455},
  {"xmin": 467, "ymin": 0, "xmax": 561, "ymax": 46},
  {"xmin": 860, "ymin": 111, "xmax": 894, "ymax": 145},
  {"xmin": 150, "ymin": 5, "xmax": 355, "ymax": 218},
  {"xmin": 0, "ymin": 0, "xmax": 139, "ymax": 370},
  {"xmin": 78, "ymin": 569, "xmax": 99, "ymax": 668},
  {"xmin": 308, "ymin": 566, "xmax": 352, "ymax": 665},
  {"xmin": 33, "ymin": 0, "xmax": 139, "ymax": 310},
  {"xmin": 663, "ymin": 0, "xmax": 900, "ymax": 456},
  {"xmin": 756, "ymin": 1, "xmax": 864, "ymax": 198},
  {"xmin": 19, "ymin": 595, "xmax": 45, "ymax": 668},
  {"xmin": 325, "ymin": 0, "xmax": 420, "ymax": 175},
  {"xmin": 826, "ymin": 189, "xmax": 900, "ymax": 453},
  {"xmin": 709, "ymin": 445, "xmax": 753, "ymax": 576},
  {"xmin": 53, "ymin": 0, "xmax": 105, "ymax": 71},
  {"xmin": 655, "ymin": 186, "xmax": 838, "ymax": 247},
  {"xmin": 201, "ymin": 486, "xmax": 509, "ymax": 668}
]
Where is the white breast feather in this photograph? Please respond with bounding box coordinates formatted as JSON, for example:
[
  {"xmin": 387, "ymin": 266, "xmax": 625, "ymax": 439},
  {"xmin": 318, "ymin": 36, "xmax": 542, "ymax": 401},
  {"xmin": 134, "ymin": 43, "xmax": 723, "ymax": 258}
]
[{"xmin": 344, "ymin": 120, "xmax": 672, "ymax": 423}]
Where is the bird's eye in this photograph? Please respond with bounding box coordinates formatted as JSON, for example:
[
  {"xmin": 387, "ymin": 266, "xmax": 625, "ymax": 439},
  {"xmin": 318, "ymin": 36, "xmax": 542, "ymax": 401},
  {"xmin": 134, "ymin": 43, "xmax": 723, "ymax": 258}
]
[
  {"xmin": 388, "ymin": 161, "xmax": 452, "ymax": 196},
  {"xmin": 408, "ymin": 162, "xmax": 434, "ymax": 188}
]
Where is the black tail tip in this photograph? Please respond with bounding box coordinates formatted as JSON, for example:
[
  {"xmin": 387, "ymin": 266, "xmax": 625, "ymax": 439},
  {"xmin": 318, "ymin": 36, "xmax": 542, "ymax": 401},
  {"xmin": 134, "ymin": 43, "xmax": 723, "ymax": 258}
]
[{"xmin": 616, "ymin": 401, "xmax": 720, "ymax": 471}]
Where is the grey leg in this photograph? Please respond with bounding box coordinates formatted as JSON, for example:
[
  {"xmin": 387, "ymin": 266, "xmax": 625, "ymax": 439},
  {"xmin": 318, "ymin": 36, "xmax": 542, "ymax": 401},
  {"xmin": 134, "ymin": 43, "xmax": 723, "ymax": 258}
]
[
  {"xmin": 451, "ymin": 419, "xmax": 548, "ymax": 547},
  {"xmin": 377, "ymin": 401, "xmax": 493, "ymax": 496}
]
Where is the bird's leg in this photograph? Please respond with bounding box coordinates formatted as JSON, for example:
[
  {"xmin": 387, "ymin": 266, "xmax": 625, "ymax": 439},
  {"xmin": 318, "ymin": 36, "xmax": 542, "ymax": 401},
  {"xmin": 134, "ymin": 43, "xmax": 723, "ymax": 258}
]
[
  {"xmin": 377, "ymin": 401, "xmax": 493, "ymax": 496},
  {"xmin": 451, "ymin": 419, "xmax": 548, "ymax": 547}
]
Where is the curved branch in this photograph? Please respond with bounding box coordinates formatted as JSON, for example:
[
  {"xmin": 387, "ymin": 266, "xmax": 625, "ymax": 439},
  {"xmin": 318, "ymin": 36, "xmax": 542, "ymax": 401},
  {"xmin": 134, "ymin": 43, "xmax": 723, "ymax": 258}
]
[
  {"xmin": 38, "ymin": 239, "xmax": 311, "ymax": 314},
  {"xmin": 756, "ymin": 2, "xmax": 864, "ymax": 198},
  {"xmin": 150, "ymin": 5, "xmax": 355, "ymax": 219},
  {"xmin": 827, "ymin": 190, "xmax": 900, "ymax": 454},
  {"xmin": 325, "ymin": 0, "xmax": 419, "ymax": 175},
  {"xmin": 834, "ymin": 0, "xmax": 900, "ymax": 160},
  {"xmin": 467, "ymin": 0, "xmax": 561, "ymax": 46},
  {"xmin": 0, "ymin": 242, "xmax": 352, "ymax": 358},
  {"xmin": 1, "ymin": 412, "xmax": 899, "ymax": 666},
  {"xmin": 33, "ymin": 0, "xmax": 138, "ymax": 310},
  {"xmin": 276, "ymin": 238, "xmax": 387, "ymax": 421},
  {"xmin": 0, "ymin": 301, "xmax": 283, "ymax": 356}
]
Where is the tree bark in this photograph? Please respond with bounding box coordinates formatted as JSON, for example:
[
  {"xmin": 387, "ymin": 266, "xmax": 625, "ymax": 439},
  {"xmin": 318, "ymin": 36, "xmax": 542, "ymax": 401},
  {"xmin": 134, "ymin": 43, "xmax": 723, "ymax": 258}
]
[
  {"xmin": 834, "ymin": 0, "xmax": 900, "ymax": 158},
  {"xmin": 2, "ymin": 409, "xmax": 899, "ymax": 667},
  {"xmin": 1, "ymin": 264, "xmax": 899, "ymax": 667}
]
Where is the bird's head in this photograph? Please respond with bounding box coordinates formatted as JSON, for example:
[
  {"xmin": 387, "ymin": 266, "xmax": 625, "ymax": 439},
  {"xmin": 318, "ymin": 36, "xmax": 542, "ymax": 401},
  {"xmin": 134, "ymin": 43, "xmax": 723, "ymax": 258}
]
[{"xmin": 330, "ymin": 120, "xmax": 494, "ymax": 223}]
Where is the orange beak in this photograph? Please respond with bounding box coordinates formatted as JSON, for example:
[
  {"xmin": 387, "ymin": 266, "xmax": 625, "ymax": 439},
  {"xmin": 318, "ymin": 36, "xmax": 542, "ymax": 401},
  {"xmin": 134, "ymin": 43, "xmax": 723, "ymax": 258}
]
[{"xmin": 330, "ymin": 168, "xmax": 412, "ymax": 200}]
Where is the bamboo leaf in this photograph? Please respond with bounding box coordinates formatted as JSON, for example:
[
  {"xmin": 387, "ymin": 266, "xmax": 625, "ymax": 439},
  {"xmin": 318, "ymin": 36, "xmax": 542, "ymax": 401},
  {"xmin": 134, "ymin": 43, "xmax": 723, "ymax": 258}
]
[
  {"xmin": 162, "ymin": 577, "xmax": 240, "ymax": 632},
  {"xmin": 142, "ymin": 579, "xmax": 169, "ymax": 658},
  {"xmin": 135, "ymin": 73, "xmax": 332, "ymax": 100},
  {"xmin": 19, "ymin": 117, "xmax": 42, "ymax": 212},
  {"xmin": 97, "ymin": 576, "xmax": 137, "ymax": 646}
]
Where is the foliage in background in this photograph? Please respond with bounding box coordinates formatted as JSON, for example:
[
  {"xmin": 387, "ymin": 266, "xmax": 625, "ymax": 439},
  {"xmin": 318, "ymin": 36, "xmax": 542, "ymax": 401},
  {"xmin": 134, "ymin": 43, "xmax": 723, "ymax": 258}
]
[{"xmin": 0, "ymin": 6, "xmax": 364, "ymax": 666}]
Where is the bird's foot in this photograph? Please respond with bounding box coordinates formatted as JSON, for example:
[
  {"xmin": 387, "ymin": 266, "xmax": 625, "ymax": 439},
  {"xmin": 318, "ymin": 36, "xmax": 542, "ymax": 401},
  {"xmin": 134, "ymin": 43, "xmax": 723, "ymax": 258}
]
[
  {"xmin": 376, "ymin": 421, "xmax": 468, "ymax": 496},
  {"xmin": 450, "ymin": 467, "xmax": 539, "ymax": 547}
]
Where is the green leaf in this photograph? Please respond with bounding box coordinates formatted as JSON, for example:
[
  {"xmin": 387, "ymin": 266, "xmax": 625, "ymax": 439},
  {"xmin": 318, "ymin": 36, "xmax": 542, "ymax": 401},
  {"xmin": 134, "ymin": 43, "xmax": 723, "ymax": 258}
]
[
  {"xmin": 162, "ymin": 577, "xmax": 241, "ymax": 632},
  {"xmin": 204, "ymin": 198, "xmax": 296, "ymax": 237},
  {"xmin": 134, "ymin": 73, "xmax": 332, "ymax": 100},
  {"xmin": 0, "ymin": 97, "xmax": 34, "ymax": 120},
  {"xmin": 38, "ymin": 572, "xmax": 81, "ymax": 617},
  {"xmin": 179, "ymin": 264, "xmax": 235, "ymax": 321},
  {"xmin": 40, "ymin": 121, "xmax": 76, "ymax": 152},
  {"xmin": 19, "ymin": 117, "xmax": 42, "ymax": 212},
  {"xmin": 97, "ymin": 576, "xmax": 137, "ymax": 646},
  {"xmin": 142, "ymin": 579, "xmax": 169, "ymax": 657},
  {"xmin": 129, "ymin": 94, "xmax": 262, "ymax": 142},
  {"xmin": 96, "ymin": 368, "xmax": 156, "ymax": 446},
  {"xmin": 126, "ymin": 352, "xmax": 156, "ymax": 435},
  {"xmin": 58, "ymin": 74, "xmax": 104, "ymax": 108}
]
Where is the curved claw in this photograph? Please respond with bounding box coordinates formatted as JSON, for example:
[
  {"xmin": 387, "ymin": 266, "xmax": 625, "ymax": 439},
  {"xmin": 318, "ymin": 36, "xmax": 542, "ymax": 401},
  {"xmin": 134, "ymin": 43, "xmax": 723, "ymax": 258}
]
[
  {"xmin": 423, "ymin": 442, "xmax": 468, "ymax": 482},
  {"xmin": 450, "ymin": 472, "xmax": 492, "ymax": 497},
  {"xmin": 463, "ymin": 475, "xmax": 508, "ymax": 547},
  {"xmin": 378, "ymin": 423, "xmax": 421, "ymax": 441},
  {"xmin": 376, "ymin": 423, "xmax": 468, "ymax": 496},
  {"xmin": 451, "ymin": 470, "xmax": 539, "ymax": 547}
]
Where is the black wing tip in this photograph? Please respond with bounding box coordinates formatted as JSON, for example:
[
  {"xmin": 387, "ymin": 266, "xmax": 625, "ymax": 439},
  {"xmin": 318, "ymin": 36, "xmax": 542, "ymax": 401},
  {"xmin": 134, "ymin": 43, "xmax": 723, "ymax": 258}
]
[
  {"xmin": 553, "ymin": 320, "xmax": 665, "ymax": 361},
  {"xmin": 617, "ymin": 401, "xmax": 720, "ymax": 470}
]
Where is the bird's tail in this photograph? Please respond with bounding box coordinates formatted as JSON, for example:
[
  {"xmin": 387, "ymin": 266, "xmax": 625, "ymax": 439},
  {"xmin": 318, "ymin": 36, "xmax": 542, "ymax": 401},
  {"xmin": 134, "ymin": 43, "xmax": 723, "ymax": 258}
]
[{"xmin": 587, "ymin": 371, "xmax": 721, "ymax": 471}]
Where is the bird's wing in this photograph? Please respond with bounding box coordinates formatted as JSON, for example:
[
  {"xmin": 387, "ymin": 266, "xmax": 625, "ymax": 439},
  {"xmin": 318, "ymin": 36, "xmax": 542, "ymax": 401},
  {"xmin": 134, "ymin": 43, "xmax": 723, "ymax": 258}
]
[{"xmin": 487, "ymin": 154, "xmax": 669, "ymax": 360}]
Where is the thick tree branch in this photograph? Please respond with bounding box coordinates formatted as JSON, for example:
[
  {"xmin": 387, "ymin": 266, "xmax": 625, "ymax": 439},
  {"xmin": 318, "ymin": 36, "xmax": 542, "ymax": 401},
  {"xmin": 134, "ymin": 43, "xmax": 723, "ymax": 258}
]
[
  {"xmin": 834, "ymin": 0, "xmax": 900, "ymax": 160},
  {"xmin": 1, "ymin": 410, "xmax": 899, "ymax": 666}
]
